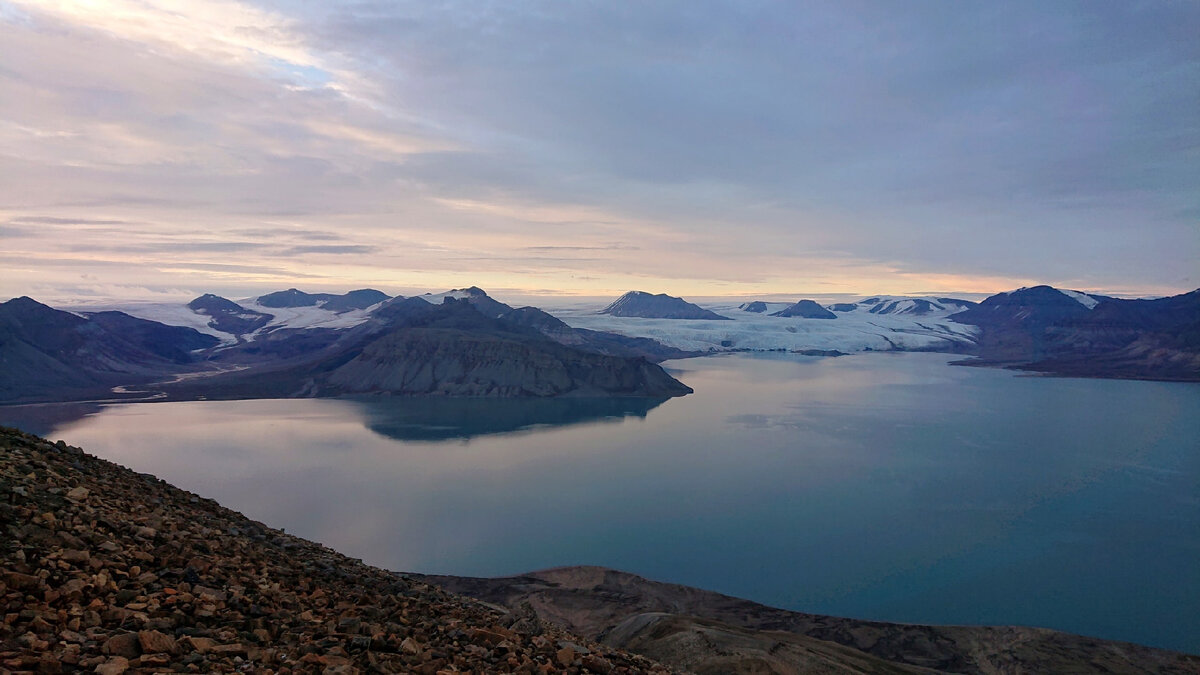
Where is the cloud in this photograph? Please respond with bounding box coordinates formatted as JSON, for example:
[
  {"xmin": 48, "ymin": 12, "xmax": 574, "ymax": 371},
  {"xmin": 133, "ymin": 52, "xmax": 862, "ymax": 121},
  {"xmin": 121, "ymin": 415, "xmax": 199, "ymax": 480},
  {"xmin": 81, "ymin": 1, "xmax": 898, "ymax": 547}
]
[
  {"xmin": 280, "ymin": 245, "xmax": 377, "ymax": 256},
  {"xmin": 0, "ymin": 1, "xmax": 1196, "ymax": 300}
]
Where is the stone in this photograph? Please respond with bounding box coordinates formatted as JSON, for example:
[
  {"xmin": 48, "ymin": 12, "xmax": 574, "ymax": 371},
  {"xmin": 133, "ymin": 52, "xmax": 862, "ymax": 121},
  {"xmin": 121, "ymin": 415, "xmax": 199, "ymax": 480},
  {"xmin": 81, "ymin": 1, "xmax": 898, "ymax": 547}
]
[
  {"xmin": 180, "ymin": 636, "xmax": 216, "ymax": 654},
  {"xmin": 399, "ymin": 637, "xmax": 422, "ymax": 655},
  {"xmin": 137, "ymin": 629, "xmax": 178, "ymax": 654},
  {"xmin": 556, "ymin": 645, "xmax": 576, "ymax": 667},
  {"xmin": 93, "ymin": 656, "xmax": 129, "ymax": 675},
  {"xmin": 66, "ymin": 486, "xmax": 90, "ymax": 501},
  {"xmin": 102, "ymin": 633, "xmax": 140, "ymax": 658}
]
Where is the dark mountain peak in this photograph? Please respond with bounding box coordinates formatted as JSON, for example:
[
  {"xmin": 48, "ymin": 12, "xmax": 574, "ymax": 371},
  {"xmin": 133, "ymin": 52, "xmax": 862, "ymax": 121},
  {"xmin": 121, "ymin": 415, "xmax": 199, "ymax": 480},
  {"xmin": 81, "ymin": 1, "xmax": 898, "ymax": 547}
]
[
  {"xmin": 322, "ymin": 289, "xmax": 389, "ymax": 313},
  {"xmin": 0, "ymin": 296, "xmax": 78, "ymax": 322},
  {"xmin": 771, "ymin": 299, "xmax": 836, "ymax": 319},
  {"xmin": 953, "ymin": 286, "xmax": 1099, "ymax": 328},
  {"xmin": 502, "ymin": 306, "xmax": 571, "ymax": 331},
  {"xmin": 3, "ymin": 296, "xmax": 49, "ymax": 310},
  {"xmin": 187, "ymin": 293, "xmax": 244, "ymax": 313},
  {"xmin": 739, "ymin": 301, "xmax": 769, "ymax": 313},
  {"xmin": 602, "ymin": 291, "xmax": 730, "ymax": 320},
  {"xmin": 257, "ymin": 288, "xmax": 319, "ymax": 308},
  {"xmin": 432, "ymin": 287, "xmax": 513, "ymax": 318},
  {"xmin": 186, "ymin": 294, "xmax": 271, "ymax": 335}
]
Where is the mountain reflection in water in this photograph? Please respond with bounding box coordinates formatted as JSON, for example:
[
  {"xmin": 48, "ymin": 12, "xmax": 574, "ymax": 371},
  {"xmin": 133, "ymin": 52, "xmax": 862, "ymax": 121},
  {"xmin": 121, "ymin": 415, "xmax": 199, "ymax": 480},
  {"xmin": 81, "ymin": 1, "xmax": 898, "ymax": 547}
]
[{"xmin": 349, "ymin": 396, "xmax": 667, "ymax": 442}]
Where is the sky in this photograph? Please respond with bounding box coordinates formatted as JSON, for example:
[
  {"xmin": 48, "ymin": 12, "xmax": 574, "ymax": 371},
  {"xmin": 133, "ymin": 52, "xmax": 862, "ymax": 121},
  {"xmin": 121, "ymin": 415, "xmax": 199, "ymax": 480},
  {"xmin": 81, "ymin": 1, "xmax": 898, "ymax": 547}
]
[{"xmin": 1, "ymin": 0, "xmax": 1197, "ymax": 305}]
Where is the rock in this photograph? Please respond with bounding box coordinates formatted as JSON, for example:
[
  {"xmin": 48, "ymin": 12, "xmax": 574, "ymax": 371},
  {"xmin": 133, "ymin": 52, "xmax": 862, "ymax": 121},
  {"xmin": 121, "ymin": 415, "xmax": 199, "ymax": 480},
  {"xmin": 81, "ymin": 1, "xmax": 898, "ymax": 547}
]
[
  {"xmin": 66, "ymin": 486, "xmax": 90, "ymax": 501},
  {"xmin": 137, "ymin": 629, "xmax": 177, "ymax": 654},
  {"xmin": 557, "ymin": 645, "xmax": 577, "ymax": 666},
  {"xmin": 399, "ymin": 637, "xmax": 422, "ymax": 655},
  {"xmin": 180, "ymin": 636, "xmax": 216, "ymax": 654},
  {"xmin": 93, "ymin": 656, "xmax": 129, "ymax": 675},
  {"xmin": 102, "ymin": 633, "xmax": 141, "ymax": 658}
]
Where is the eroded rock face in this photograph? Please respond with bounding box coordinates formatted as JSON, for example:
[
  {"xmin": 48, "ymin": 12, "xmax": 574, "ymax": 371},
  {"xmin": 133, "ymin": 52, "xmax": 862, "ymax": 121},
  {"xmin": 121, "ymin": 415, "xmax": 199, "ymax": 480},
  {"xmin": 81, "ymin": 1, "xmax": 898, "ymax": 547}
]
[
  {"xmin": 330, "ymin": 329, "xmax": 692, "ymax": 397},
  {"xmin": 0, "ymin": 427, "xmax": 672, "ymax": 674}
]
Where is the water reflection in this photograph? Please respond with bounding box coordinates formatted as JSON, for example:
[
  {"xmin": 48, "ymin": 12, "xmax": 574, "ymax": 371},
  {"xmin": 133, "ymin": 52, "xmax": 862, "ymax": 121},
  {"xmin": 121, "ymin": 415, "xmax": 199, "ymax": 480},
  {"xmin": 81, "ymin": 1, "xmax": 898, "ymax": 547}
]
[
  {"xmin": 0, "ymin": 402, "xmax": 105, "ymax": 438},
  {"xmin": 349, "ymin": 396, "xmax": 668, "ymax": 442}
]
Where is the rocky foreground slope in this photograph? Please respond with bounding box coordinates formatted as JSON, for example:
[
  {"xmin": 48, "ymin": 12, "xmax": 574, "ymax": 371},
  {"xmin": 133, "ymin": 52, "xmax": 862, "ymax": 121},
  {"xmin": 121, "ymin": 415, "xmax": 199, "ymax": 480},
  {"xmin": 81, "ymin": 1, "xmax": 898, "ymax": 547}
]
[
  {"xmin": 0, "ymin": 427, "xmax": 669, "ymax": 674},
  {"xmin": 420, "ymin": 568, "xmax": 1200, "ymax": 674}
]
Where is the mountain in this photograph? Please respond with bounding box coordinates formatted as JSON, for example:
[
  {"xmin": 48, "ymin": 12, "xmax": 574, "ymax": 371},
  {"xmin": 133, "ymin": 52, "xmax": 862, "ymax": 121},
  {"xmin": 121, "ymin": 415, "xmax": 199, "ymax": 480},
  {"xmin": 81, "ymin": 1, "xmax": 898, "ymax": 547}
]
[
  {"xmin": 82, "ymin": 311, "xmax": 220, "ymax": 362},
  {"xmin": 326, "ymin": 299, "xmax": 692, "ymax": 397},
  {"xmin": 163, "ymin": 297, "xmax": 693, "ymax": 400},
  {"xmin": 1, "ymin": 287, "xmax": 695, "ymax": 402},
  {"xmin": 950, "ymin": 286, "xmax": 1109, "ymax": 328},
  {"xmin": 256, "ymin": 287, "xmax": 388, "ymax": 312},
  {"xmin": 320, "ymin": 288, "xmax": 389, "ymax": 312},
  {"xmin": 0, "ymin": 298, "xmax": 207, "ymax": 402},
  {"xmin": 186, "ymin": 294, "xmax": 272, "ymax": 336},
  {"xmin": 415, "ymin": 286, "xmax": 513, "ymax": 318},
  {"xmin": 952, "ymin": 286, "xmax": 1200, "ymax": 380},
  {"xmin": 739, "ymin": 301, "xmax": 768, "ymax": 313},
  {"xmin": 771, "ymin": 299, "xmax": 837, "ymax": 319},
  {"xmin": 601, "ymin": 291, "xmax": 731, "ymax": 320}
]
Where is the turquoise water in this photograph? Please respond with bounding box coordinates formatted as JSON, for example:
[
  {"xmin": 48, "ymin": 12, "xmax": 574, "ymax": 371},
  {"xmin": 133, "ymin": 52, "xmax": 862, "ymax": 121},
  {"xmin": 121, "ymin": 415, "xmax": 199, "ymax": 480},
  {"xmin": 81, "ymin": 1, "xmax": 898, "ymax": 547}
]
[{"xmin": 4, "ymin": 353, "xmax": 1197, "ymax": 653}]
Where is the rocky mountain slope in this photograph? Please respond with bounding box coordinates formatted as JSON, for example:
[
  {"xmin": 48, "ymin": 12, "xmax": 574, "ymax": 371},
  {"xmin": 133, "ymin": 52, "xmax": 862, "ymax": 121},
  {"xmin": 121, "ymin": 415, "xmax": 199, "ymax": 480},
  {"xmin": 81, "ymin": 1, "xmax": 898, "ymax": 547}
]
[
  {"xmin": 600, "ymin": 292, "xmax": 731, "ymax": 320},
  {"xmin": 0, "ymin": 298, "xmax": 214, "ymax": 403},
  {"xmin": 419, "ymin": 567, "xmax": 1200, "ymax": 675},
  {"xmin": 164, "ymin": 298, "xmax": 693, "ymax": 400},
  {"xmin": 951, "ymin": 286, "xmax": 1200, "ymax": 380},
  {"xmin": 255, "ymin": 288, "xmax": 388, "ymax": 312},
  {"xmin": 324, "ymin": 300, "xmax": 692, "ymax": 398},
  {"xmin": 0, "ymin": 426, "xmax": 669, "ymax": 674}
]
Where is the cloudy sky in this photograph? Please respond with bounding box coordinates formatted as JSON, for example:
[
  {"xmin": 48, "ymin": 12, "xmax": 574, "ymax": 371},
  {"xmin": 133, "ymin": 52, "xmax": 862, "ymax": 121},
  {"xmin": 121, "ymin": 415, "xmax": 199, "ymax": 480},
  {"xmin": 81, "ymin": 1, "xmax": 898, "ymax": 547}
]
[{"xmin": 1, "ymin": 1, "xmax": 1196, "ymax": 304}]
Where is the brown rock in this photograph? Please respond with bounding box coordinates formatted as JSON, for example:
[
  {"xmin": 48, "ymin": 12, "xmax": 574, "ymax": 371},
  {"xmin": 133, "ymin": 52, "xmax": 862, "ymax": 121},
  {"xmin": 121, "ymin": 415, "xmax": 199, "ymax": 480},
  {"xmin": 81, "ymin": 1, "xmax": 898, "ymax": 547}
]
[
  {"xmin": 93, "ymin": 656, "xmax": 129, "ymax": 675},
  {"xmin": 102, "ymin": 633, "xmax": 141, "ymax": 658},
  {"xmin": 210, "ymin": 643, "xmax": 248, "ymax": 656},
  {"xmin": 180, "ymin": 636, "xmax": 216, "ymax": 654},
  {"xmin": 137, "ymin": 629, "xmax": 177, "ymax": 654},
  {"xmin": 557, "ymin": 645, "xmax": 576, "ymax": 667},
  {"xmin": 66, "ymin": 486, "xmax": 90, "ymax": 501},
  {"xmin": 399, "ymin": 637, "xmax": 422, "ymax": 655}
]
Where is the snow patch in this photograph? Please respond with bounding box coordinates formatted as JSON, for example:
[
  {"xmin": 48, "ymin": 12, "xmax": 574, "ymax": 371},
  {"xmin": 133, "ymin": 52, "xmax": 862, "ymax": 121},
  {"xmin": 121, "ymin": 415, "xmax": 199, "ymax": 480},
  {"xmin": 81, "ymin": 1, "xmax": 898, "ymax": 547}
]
[{"xmin": 1057, "ymin": 288, "xmax": 1100, "ymax": 309}]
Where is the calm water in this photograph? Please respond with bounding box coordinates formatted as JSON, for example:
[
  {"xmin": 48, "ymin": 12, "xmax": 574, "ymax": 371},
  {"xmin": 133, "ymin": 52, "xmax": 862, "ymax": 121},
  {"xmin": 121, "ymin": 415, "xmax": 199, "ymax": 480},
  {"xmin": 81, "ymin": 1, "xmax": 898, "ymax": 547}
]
[{"xmin": 4, "ymin": 353, "xmax": 1198, "ymax": 653}]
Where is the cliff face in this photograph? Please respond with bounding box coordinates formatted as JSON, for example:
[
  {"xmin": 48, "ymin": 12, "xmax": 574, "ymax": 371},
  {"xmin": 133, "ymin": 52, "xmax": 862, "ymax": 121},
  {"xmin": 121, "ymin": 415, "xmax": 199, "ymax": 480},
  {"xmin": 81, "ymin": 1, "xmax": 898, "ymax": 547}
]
[{"xmin": 328, "ymin": 326, "xmax": 693, "ymax": 397}]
